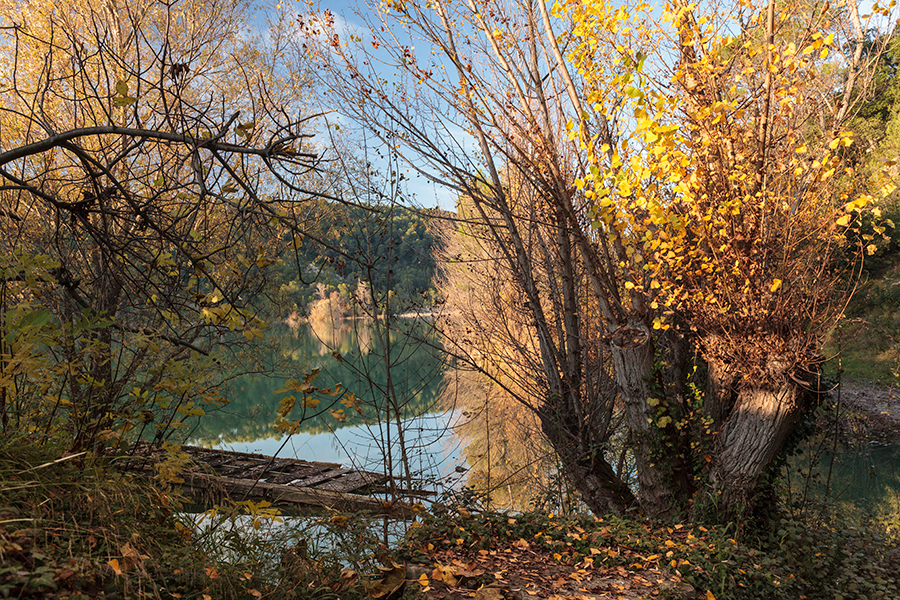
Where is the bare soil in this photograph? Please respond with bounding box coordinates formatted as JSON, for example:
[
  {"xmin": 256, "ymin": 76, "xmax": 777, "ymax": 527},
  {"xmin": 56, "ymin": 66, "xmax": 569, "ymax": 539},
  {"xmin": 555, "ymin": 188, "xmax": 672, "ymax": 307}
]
[{"xmin": 830, "ymin": 381, "xmax": 900, "ymax": 444}]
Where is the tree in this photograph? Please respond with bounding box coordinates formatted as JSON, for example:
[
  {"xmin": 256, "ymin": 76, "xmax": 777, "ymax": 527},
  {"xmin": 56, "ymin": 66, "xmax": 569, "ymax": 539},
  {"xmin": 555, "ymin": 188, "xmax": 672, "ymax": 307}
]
[
  {"xmin": 0, "ymin": 0, "xmax": 326, "ymax": 448},
  {"xmin": 564, "ymin": 0, "xmax": 893, "ymax": 519},
  {"xmin": 299, "ymin": 0, "xmax": 891, "ymax": 522}
]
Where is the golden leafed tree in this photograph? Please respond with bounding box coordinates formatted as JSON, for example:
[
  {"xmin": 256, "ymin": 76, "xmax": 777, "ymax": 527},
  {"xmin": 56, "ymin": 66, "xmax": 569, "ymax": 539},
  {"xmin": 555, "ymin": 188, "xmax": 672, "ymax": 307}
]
[
  {"xmin": 0, "ymin": 0, "xmax": 326, "ymax": 447},
  {"xmin": 299, "ymin": 0, "xmax": 892, "ymax": 522}
]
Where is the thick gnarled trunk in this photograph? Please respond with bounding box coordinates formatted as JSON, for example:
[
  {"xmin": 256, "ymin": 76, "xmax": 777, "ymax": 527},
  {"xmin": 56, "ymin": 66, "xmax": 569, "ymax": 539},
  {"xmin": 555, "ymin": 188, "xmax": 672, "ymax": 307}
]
[
  {"xmin": 704, "ymin": 371, "xmax": 804, "ymax": 521},
  {"xmin": 541, "ymin": 411, "xmax": 636, "ymax": 516}
]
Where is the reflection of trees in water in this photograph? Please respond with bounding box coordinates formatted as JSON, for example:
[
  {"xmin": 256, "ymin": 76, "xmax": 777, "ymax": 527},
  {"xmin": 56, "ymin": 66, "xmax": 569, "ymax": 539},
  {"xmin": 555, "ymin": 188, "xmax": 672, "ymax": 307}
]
[
  {"xmin": 443, "ymin": 369, "xmax": 556, "ymax": 511},
  {"xmin": 189, "ymin": 322, "xmax": 445, "ymax": 445},
  {"xmin": 354, "ymin": 319, "xmax": 373, "ymax": 356},
  {"xmin": 308, "ymin": 287, "xmax": 350, "ymax": 354}
]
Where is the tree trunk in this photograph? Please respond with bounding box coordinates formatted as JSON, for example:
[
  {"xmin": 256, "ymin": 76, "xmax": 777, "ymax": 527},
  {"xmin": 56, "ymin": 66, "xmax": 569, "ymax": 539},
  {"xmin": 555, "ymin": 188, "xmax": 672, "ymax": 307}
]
[
  {"xmin": 610, "ymin": 321, "xmax": 693, "ymax": 520},
  {"xmin": 540, "ymin": 405, "xmax": 636, "ymax": 516},
  {"xmin": 706, "ymin": 359, "xmax": 737, "ymax": 432},
  {"xmin": 704, "ymin": 370, "xmax": 804, "ymax": 522}
]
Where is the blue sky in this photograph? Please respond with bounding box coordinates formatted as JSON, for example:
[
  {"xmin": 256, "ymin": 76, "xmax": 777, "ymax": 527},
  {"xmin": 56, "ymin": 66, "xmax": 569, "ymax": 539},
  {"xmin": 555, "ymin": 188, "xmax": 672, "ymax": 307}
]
[{"xmin": 249, "ymin": 0, "xmax": 464, "ymax": 211}]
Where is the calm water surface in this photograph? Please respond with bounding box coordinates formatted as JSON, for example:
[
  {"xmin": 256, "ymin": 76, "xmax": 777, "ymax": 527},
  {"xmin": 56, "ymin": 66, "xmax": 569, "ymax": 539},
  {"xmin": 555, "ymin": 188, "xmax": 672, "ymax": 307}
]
[{"xmin": 190, "ymin": 318, "xmax": 464, "ymax": 485}]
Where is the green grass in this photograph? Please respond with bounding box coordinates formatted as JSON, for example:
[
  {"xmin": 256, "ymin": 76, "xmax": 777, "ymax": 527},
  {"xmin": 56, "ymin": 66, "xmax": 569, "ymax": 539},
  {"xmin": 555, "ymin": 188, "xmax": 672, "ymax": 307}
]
[{"xmin": 824, "ymin": 260, "xmax": 900, "ymax": 384}]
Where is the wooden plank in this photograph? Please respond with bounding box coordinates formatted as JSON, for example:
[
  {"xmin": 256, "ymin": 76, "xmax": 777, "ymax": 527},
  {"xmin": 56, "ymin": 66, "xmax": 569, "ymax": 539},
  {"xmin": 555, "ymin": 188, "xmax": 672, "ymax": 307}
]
[
  {"xmin": 265, "ymin": 470, "xmax": 315, "ymax": 485},
  {"xmin": 287, "ymin": 467, "xmax": 351, "ymax": 488},
  {"xmin": 315, "ymin": 471, "xmax": 387, "ymax": 493},
  {"xmin": 181, "ymin": 472, "xmax": 414, "ymax": 517}
]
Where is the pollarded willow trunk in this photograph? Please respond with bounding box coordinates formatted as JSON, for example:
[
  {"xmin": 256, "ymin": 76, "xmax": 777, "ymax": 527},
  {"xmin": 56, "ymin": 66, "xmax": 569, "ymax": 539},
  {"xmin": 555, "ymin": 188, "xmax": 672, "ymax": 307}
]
[
  {"xmin": 609, "ymin": 321, "xmax": 694, "ymax": 520},
  {"xmin": 540, "ymin": 408, "xmax": 636, "ymax": 516},
  {"xmin": 703, "ymin": 360, "xmax": 806, "ymax": 522},
  {"xmin": 706, "ymin": 358, "xmax": 737, "ymax": 432}
]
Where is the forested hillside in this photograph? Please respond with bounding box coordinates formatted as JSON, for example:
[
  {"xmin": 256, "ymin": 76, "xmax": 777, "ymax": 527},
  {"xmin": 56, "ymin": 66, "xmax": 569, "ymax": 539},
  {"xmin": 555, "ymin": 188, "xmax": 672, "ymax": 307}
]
[{"xmin": 273, "ymin": 203, "xmax": 443, "ymax": 317}]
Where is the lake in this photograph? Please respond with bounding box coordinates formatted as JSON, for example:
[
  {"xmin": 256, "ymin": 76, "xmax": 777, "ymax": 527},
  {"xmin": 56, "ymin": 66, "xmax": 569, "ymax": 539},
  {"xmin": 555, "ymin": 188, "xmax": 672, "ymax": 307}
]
[
  {"xmin": 189, "ymin": 317, "xmax": 465, "ymax": 491},
  {"xmin": 786, "ymin": 435, "xmax": 900, "ymax": 520},
  {"xmin": 186, "ymin": 318, "xmax": 900, "ymax": 517}
]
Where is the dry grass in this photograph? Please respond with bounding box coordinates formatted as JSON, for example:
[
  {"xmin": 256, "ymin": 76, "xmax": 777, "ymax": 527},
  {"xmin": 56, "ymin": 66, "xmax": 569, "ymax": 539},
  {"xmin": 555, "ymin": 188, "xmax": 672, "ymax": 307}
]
[{"xmin": 0, "ymin": 435, "xmax": 276, "ymax": 599}]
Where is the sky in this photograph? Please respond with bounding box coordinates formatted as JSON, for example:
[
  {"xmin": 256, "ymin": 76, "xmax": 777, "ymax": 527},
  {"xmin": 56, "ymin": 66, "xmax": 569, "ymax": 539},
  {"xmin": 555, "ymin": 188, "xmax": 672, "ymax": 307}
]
[
  {"xmin": 246, "ymin": 0, "xmax": 896, "ymax": 213},
  {"xmin": 249, "ymin": 0, "xmax": 465, "ymax": 211}
]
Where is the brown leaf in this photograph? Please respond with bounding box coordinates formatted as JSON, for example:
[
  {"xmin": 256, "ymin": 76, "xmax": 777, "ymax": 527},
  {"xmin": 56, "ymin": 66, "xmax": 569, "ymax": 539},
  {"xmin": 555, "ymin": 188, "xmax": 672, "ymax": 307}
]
[
  {"xmin": 107, "ymin": 559, "xmax": 123, "ymax": 575},
  {"xmin": 370, "ymin": 563, "xmax": 405, "ymax": 598}
]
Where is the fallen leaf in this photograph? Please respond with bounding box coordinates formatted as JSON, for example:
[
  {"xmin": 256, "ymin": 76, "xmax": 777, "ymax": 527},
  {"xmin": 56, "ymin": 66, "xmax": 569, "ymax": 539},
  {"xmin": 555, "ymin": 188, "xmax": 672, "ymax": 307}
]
[
  {"xmin": 432, "ymin": 563, "xmax": 459, "ymax": 587},
  {"xmin": 474, "ymin": 586, "xmax": 505, "ymax": 600},
  {"xmin": 107, "ymin": 559, "xmax": 123, "ymax": 575},
  {"xmin": 370, "ymin": 563, "xmax": 406, "ymax": 598}
]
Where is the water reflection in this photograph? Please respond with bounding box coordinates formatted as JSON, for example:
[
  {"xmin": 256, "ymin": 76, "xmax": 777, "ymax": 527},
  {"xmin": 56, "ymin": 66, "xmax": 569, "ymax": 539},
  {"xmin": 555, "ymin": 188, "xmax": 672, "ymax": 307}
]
[{"xmin": 190, "ymin": 319, "xmax": 462, "ymax": 483}]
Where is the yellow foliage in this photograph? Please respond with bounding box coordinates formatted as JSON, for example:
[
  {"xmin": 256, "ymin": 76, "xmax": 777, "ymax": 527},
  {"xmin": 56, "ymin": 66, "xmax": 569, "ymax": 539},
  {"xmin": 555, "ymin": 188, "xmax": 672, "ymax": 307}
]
[{"xmin": 556, "ymin": 0, "xmax": 890, "ymax": 371}]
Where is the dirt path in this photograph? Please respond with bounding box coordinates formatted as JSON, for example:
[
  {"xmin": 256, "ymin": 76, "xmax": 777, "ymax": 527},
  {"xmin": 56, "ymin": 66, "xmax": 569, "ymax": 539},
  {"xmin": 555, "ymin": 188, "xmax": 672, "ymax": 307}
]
[
  {"xmin": 404, "ymin": 538, "xmax": 696, "ymax": 600},
  {"xmin": 832, "ymin": 381, "xmax": 900, "ymax": 443},
  {"xmin": 839, "ymin": 381, "xmax": 900, "ymax": 420}
]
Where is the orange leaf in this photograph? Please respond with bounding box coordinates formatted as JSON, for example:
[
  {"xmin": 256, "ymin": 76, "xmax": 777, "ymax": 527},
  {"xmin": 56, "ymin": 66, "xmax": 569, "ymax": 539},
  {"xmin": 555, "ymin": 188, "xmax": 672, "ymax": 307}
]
[
  {"xmin": 107, "ymin": 558, "xmax": 123, "ymax": 575},
  {"xmin": 707, "ymin": 592, "xmax": 717, "ymax": 600}
]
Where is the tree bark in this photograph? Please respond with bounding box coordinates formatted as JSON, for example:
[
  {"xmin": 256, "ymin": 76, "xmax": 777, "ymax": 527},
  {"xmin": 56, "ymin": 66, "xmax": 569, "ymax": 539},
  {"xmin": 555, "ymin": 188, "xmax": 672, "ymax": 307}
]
[
  {"xmin": 706, "ymin": 359, "xmax": 737, "ymax": 432},
  {"xmin": 704, "ymin": 364, "xmax": 804, "ymax": 522},
  {"xmin": 540, "ymin": 402, "xmax": 636, "ymax": 516},
  {"xmin": 610, "ymin": 321, "xmax": 692, "ymax": 520}
]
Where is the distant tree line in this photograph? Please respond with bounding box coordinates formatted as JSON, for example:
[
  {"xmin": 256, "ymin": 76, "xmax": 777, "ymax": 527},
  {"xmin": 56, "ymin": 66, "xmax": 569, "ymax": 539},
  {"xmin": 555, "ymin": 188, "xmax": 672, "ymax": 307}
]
[{"xmin": 273, "ymin": 203, "xmax": 445, "ymax": 317}]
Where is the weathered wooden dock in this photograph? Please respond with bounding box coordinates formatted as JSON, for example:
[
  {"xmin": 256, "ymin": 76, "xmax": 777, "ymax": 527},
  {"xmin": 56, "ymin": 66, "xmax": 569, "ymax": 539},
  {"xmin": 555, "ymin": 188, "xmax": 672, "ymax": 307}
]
[{"xmin": 121, "ymin": 443, "xmax": 423, "ymax": 516}]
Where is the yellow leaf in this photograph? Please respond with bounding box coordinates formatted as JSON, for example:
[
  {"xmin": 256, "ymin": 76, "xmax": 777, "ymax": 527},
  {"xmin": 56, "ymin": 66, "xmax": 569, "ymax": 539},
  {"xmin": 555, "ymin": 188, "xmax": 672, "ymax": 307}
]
[
  {"xmin": 418, "ymin": 573, "xmax": 430, "ymax": 586},
  {"xmin": 835, "ymin": 214, "xmax": 851, "ymax": 227},
  {"xmin": 770, "ymin": 279, "xmax": 782, "ymax": 292},
  {"xmin": 107, "ymin": 558, "xmax": 123, "ymax": 575},
  {"xmin": 707, "ymin": 592, "xmax": 717, "ymax": 600},
  {"xmin": 867, "ymin": 244, "xmax": 878, "ymax": 255},
  {"xmin": 330, "ymin": 514, "xmax": 349, "ymax": 527}
]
